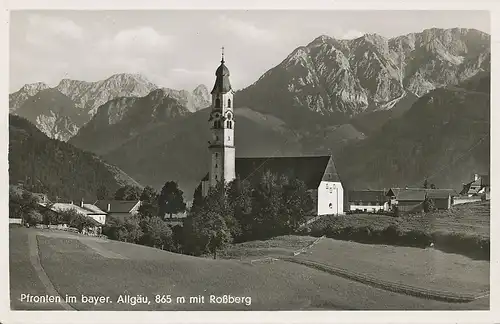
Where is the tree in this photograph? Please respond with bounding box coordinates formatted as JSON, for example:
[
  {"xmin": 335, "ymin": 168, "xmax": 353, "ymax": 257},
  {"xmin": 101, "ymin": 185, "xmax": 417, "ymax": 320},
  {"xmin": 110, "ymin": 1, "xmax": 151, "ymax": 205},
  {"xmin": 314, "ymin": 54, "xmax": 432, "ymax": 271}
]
[
  {"xmin": 26, "ymin": 210, "xmax": 43, "ymax": 226},
  {"xmin": 139, "ymin": 217, "xmax": 173, "ymax": 249},
  {"xmin": 228, "ymin": 177, "xmax": 253, "ymax": 241},
  {"xmin": 103, "ymin": 215, "xmax": 143, "ymax": 243},
  {"xmin": 138, "ymin": 186, "xmax": 159, "ymax": 218},
  {"xmin": 423, "ymin": 197, "xmax": 437, "ymax": 213},
  {"xmin": 158, "ymin": 181, "xmax": 186, "ymax": 218},
  {"xmin": 114, "ymin": 185, "xmax": 142, "ymax": 201},
  {"xmin": 9, "ymin": 188, "xmax": 39, "ymax": 220},
  {"xmin": 96, "ymin": 185, "xmax": 110, "ymax": 200},
  {"xmin": 430, "ymin": 183, "xmax": 437, "ymax": 189},
  {"xmin": 423, "ymin": 179, "xmax": 429, "ymax": 189},
  {"xmin": 187, "ymin": 209, "xmax": 232, "ymax": 259},
  {"xmin": 280, "ymin": 178, "xmax": 313, "ymax": 233},
  {"xmin": 250, "ymin": 171, "xmax": 285, "ymax": 239},
  {"xmin": 140, "ymin": 186, "xmax": 158, "ymax": 203}
]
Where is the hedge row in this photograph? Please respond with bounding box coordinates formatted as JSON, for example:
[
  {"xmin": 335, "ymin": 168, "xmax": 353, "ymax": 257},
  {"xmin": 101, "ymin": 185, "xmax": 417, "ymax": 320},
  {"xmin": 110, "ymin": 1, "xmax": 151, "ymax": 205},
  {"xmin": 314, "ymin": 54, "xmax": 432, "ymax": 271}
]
[{"xmin": 304, "ymin": 225, "xmax": 489, "ymax": 261}]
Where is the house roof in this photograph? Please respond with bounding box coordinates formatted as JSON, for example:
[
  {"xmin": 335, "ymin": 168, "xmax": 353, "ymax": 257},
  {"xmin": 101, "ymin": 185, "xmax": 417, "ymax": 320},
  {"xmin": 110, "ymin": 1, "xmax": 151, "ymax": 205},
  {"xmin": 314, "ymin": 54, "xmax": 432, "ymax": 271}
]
[
  {"xmin": 396, "ymin": 190, "xmax": 426, "ymax": 201},
  {"xmin": 201, "ymin": 155, "xmax": 341, "ymax": 190},
  {"xmin": 426, "ymin": 189, "xmax": 457, "ymax": 199},
  {"xmin": 51, "ymin": 203, "xmax": 106, "ymax": 216},
  {"xmin": 82, "ymin": 204, "xmax": 107, "ymax": 214},
  {"xmin": 95, "ymin": 200, "xmax": 140, "ymax": 213},
  {"xmin": 348, "ymin": 190, "xmax": 386, "ymax": 203},
  {"xmin": 387, "ymin": 188, "xmax": 457, "ymax": 201}
]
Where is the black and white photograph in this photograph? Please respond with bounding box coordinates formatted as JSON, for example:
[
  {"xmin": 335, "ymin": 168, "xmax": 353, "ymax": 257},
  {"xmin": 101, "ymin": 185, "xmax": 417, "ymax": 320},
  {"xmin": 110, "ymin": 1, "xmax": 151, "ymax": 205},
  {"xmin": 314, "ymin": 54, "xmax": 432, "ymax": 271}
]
[{"xmin": 4, "ymin": 3, "xmax": 496, "ymax": 320}]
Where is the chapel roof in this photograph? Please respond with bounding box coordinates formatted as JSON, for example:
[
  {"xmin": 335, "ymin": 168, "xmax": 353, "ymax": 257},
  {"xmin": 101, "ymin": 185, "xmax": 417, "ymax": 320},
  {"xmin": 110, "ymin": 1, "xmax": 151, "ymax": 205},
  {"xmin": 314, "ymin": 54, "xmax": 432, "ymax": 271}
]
[{"xmin": 201, "ymin": 155, "xmax": 341, "ymax": 190}]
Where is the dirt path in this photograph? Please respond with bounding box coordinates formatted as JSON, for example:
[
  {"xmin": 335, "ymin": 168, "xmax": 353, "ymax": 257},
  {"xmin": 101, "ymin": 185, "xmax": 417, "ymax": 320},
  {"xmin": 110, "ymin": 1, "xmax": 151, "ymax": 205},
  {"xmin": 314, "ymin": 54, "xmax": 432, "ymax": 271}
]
[{"xmin": 27, "ymin": 232, "xmax": 75, "ymax": 310}]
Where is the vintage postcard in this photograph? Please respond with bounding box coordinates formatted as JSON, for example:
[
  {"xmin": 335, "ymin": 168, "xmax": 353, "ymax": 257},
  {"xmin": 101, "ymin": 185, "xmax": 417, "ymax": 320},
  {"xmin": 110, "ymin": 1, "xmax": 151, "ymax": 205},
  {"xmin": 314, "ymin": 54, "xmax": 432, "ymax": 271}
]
[{"xmin": 2, "ymin": 1, "xmax": 498, "ymax": 323}]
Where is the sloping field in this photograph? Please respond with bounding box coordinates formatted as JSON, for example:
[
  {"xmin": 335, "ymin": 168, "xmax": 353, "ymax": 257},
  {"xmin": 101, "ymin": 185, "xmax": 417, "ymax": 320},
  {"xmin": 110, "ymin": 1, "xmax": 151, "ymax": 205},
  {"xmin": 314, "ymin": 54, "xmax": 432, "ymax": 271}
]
[
  {"xmin": 293, "ymin": 238, "xmax": 489, "ymax": 296},
  {"xmin": 10, "ymin": 228, "xmax": 488, "ymax": 311}
]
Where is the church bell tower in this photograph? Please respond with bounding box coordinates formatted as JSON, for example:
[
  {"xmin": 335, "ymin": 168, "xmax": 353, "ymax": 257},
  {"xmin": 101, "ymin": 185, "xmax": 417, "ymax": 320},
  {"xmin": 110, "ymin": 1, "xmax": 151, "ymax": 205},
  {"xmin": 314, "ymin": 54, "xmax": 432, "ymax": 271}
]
[{"xmin": 208, "ymin": 47, "xmax": 235, "ymax": 189}]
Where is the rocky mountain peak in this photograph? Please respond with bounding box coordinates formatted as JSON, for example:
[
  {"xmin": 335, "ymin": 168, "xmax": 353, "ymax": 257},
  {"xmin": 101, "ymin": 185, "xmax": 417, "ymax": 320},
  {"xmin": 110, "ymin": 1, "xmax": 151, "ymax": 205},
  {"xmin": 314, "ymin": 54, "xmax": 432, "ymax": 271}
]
[{"xmin": 19, "ymin": 82, "xmax": 50, "ymax": 95}]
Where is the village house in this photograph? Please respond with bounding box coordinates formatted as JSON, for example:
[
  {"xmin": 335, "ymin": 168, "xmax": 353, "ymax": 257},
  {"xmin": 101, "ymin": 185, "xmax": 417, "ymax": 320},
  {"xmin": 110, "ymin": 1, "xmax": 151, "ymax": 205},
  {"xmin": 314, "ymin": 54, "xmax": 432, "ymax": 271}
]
[
  {"xmin": 386, "ymin": 188, "xmax": 457, "ymax": 213},
  {"xmin": 460, "ymin": 173, "xmax": 490, "ymax": 197},
  {"xmin": 197, "ymin": 50, "xmax": 344, "ymax": 216},
  {"xmin": 347, "ymin": 190, "xmax": 388, "ymax": 213},
  {"xmin": 95, "ymin": 200, "xmax": 141, "ymax": 221},
  {"xmin": 50, "ymin": 200, "xmax": 107, "ymax": 235},
  {"xmin": 51, "ymin": 200, "xmax": 107, "ymax": 225}
]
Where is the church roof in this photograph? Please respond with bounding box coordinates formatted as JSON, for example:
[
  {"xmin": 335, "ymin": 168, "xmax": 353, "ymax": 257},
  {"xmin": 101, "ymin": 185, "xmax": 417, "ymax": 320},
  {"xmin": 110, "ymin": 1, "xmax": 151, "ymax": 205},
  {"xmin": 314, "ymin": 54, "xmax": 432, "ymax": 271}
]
[
  {"xmin": 211, "ymin": 61, "xmax": 232, "ymax": 94},
  {"xmin": 201, "ymin": 155, "xmax": 341, "ymax": 189}
]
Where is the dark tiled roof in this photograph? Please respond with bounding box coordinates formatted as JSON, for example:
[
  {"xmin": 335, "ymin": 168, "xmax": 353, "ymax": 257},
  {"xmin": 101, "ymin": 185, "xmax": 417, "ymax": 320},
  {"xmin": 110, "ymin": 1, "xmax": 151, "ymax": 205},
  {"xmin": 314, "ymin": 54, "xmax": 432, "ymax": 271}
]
[
  {"xmin": 95, "ymin": 200, "xmax": 140, "ymax": 213},
  {"xmin": 388, "ymin": 188, "xmax": 456, "ymax": 201},
  {"xmin": 397, "ymin": 190, "xmax": 426, "ymax": 201},
  {"xmin": 201, "ymin": 155, "xmax": 341, "ymax": 190},
  {"xmin": 426, "ymin": 189, "xmax": 457, "ymax": 199},
  {"xmin": 211, "ymin": 62, "xmax": 232, "ymax": 94},
  {"xmin": 348, "ymin": 190, "xmax": 386, "ymax": 203}
]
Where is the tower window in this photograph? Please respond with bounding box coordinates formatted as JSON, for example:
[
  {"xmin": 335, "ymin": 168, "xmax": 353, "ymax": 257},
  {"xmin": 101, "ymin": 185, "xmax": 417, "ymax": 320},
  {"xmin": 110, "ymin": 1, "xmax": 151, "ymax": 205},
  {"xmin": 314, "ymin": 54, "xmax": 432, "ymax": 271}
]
[
  {"xmin": 228, "ymin": 99, "xmax": 232, "ymax": 108},
  {"xmin": 228, "ymin": 136, "xmax": 230, "ymax": 141},
  {"xmin": 215, "ymin": 153, "xmax": 218, "ymax": 158},
  {"xmin": 226, "ymin": 120, "xmax": 233, "ymax": 129},
  {"xmin": 215, "ymin": 98, "xmax": 221, "ymax": 108},
  {"xmin": 215, "ymin": 163, "xmax": 218, "ymax": 168},
  {"xmin": 214, "ymin": 120, "xmax": 222, "ymax": 129}
]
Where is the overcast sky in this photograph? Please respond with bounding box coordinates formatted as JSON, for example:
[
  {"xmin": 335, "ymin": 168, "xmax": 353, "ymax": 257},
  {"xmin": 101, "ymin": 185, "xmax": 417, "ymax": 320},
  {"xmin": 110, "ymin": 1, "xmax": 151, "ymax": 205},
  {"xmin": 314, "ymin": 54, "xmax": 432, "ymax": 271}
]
[{"xmin": 9, "ymin": 10, "xmax": 490, "ymax": 93}]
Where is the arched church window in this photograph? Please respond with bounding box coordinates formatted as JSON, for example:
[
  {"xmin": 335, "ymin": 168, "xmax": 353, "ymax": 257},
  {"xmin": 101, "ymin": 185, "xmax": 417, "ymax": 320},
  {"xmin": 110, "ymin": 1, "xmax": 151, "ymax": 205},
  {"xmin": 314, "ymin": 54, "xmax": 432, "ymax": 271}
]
[
  {"xmin": 214, "ymin": 120, "xmax": 222, "ymax": 129},
  {"xmin": 228, "ymin": 99, "xmax": 231, "ymax": 108},
  {"xmin": 226, "ymin": 120, "xmax": 233, "ymax": 129},
  {"xmin": 215, "ymin": 98, "xmax": 221, "ymax": 108}
]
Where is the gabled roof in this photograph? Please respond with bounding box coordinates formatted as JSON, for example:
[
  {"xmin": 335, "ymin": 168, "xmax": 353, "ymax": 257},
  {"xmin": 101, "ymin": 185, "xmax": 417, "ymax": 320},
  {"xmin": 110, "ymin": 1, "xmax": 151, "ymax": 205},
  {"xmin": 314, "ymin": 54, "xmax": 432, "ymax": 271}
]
[
  {"xmin": 348, "ymin": 190, "xmax": 386, "ymax": 203},
  {"xmin": 95, "ymin": 200, "xmax": 140, "ymax": 213},
  {"xmin": 51, "ymin": 203, "xmax": 106, "ymax": 216},
  {"xmin": 82, "ymin": 204, "xmax": 107, "ymax": 214},
  {"xmin": 201, "ymin": 155, "xmax": 341, "ymax": 190},
  {"xmin": 426, "ymin": 189, "xmax": 457, "ymax": 199},
  {"xmin": 387, "ymin": 188, "xmax": 456, "ymax": 201},
  {"xmin": 397, "ymin": 190, "xmax": 426, "ymax": 201}
]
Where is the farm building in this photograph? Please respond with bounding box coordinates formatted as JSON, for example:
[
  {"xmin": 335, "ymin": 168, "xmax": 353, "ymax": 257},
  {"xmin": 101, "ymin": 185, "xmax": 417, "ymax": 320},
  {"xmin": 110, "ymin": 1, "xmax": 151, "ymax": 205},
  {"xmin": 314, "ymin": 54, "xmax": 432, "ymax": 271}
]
[
  {"xmin": 347, "ymin": 190, "xmax": 388, "ymax": 213},
  {"xmin": 95, "ymin": 200, "xmax": 141, "ymax": 220},
  {"xmin": 460, "ymin": 173, "xmax": 490, "ymax": 197},
  {"xmin": 51, "ymin": 201, "xmax": 107, "ymax": 225},
  {"xmin": 198, "ymin": 51, "xmax": 344, "ymax": 216},
  {"xmin": 386, "ymin": 188, "xmax": 457, "ymax": 213}
]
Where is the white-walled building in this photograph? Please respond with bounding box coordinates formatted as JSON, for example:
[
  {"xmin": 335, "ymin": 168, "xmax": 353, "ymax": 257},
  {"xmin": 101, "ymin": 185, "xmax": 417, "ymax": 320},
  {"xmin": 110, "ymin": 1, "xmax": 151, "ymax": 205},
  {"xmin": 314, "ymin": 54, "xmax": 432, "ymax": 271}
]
[{"xmin": 199, "ymin": 50, "xmax": 344, "ymax": 216}]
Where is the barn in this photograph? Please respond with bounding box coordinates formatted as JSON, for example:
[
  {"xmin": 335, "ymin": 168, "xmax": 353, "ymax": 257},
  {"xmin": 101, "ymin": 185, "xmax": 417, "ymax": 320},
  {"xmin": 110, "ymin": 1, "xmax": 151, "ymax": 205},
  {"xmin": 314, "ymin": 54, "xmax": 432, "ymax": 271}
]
[{"xmin": 347, "ymin": 190, "xmax": 388, "ymax": 213}]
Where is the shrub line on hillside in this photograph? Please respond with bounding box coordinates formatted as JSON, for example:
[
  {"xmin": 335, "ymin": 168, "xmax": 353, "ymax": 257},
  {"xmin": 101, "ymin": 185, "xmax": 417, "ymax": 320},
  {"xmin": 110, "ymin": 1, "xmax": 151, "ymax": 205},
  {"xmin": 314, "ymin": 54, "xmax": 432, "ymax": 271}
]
[
  {"xmin": 305, "ymin": 224, "xmax": 489, "ymax": 261},
  {"xmin": 280, "ymin": 257, "xmax": 488, "ymax": 303}
]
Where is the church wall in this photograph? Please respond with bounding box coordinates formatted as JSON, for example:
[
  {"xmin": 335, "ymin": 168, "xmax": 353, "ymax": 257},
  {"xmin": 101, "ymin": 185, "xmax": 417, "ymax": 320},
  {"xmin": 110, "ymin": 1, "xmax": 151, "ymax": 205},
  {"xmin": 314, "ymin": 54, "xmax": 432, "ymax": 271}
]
[{"xmin": 317, "ymin": 181, "xmax": 344, "ymax": 216}]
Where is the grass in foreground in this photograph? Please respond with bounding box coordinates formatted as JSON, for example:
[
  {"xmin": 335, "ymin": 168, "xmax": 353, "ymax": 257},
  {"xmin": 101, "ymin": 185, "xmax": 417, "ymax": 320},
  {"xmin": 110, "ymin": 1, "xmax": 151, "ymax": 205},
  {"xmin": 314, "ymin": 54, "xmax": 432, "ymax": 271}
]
[{"xmin": 12, "ymin": 228, "xmax": 487, "ymax": 310}]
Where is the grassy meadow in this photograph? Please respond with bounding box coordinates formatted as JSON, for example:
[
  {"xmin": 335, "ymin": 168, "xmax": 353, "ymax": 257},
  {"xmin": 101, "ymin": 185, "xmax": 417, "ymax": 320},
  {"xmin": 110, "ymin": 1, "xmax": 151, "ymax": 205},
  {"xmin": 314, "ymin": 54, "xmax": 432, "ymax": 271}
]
[{"xmin": 10, "ymin": 227, "xmax": 489, "ymax": 311}]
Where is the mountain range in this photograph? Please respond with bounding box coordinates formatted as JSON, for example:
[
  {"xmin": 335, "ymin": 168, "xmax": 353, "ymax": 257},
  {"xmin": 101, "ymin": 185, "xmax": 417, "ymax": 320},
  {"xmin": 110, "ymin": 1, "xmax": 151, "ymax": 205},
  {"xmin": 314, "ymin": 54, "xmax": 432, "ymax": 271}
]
[
  {"xmin": 8, "ymin": 27, "xmax": 491, "ymax": 199},
  {"xmin": 9, "ymin": 73, "xmax": 210, "ymax": 141}
]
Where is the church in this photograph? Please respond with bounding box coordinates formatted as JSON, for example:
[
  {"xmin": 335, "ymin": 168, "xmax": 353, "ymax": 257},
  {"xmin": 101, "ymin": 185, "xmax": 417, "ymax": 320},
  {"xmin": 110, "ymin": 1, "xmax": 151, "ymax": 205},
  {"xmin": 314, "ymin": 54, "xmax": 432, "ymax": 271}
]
[{"xmin": 198, "ymin": 50, "xmax": 344, "ymax": 216}]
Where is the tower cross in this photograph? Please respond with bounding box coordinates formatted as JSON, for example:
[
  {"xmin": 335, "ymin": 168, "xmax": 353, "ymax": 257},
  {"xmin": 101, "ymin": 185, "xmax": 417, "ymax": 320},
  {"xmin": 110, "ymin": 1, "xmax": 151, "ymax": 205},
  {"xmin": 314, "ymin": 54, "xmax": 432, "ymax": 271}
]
[{"xmin": 221, "ymin": 46, "xmax": 225, "ymax": 63}]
